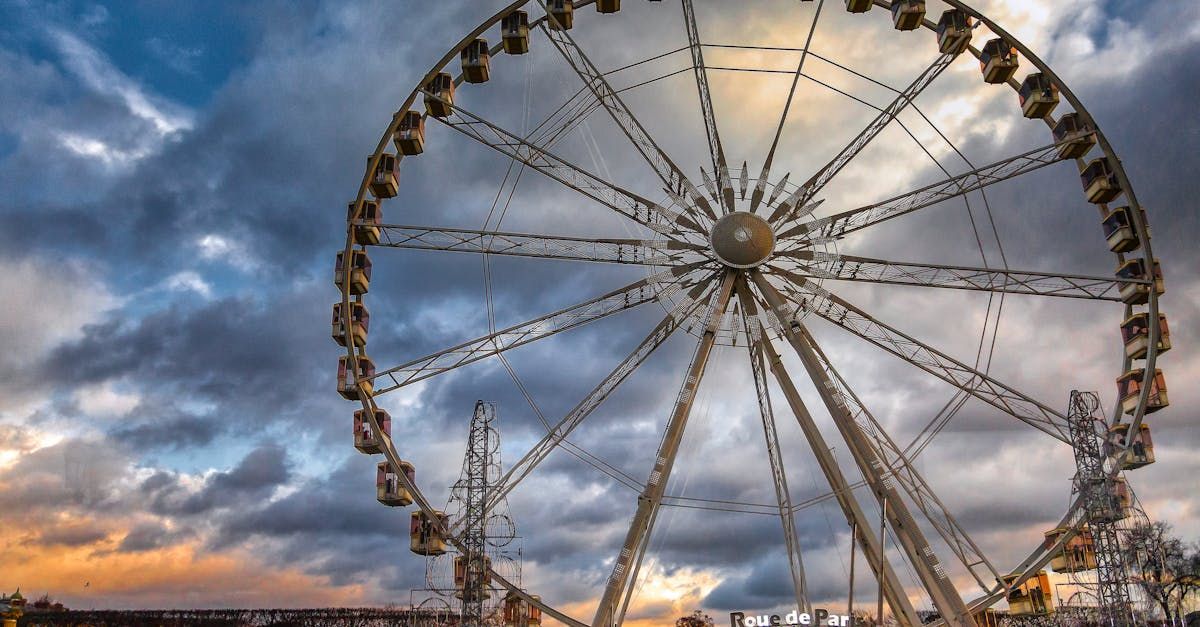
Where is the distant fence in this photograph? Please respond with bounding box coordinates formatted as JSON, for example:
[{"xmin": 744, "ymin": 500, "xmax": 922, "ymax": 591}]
[{"xmin": 17, "ymin": 608, "xmax": 465, "ymax": 626}]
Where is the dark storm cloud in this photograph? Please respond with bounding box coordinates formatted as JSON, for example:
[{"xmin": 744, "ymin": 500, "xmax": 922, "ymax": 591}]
[{"xmin": 117, "ymin": 521, "xmax": 194, "ymax": 553}]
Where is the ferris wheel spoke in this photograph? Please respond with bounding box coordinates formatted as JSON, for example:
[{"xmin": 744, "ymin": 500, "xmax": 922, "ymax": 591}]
[
  {"xmin": 536, "ymin": 7, "xmax": 719, "ymax": 227},
  {"xmin": 371, "ymin": 224, "xmax": 706, "ymax": 266},
  {"xmin": 429, "ymin": 96, "xmax": 702, "ymax": 238},
  {"xmin": 769, "ymin": 252, "xmax": 1143, "ymax": 301},
  {"xmin": 782, "ymin": 142, "xmax": 1068, "ymax": 242},
  {"xmin": 795, "ymin": 324, "xmax": 1002, "ymax": 593},
  {"xmin": 750, "ymin": 0, "xmax": 826, "ymax": 215},
  {"xmin": 736, "ymin": 278, "xmax": 810, "ymax": 613},
  {"xmin": 681, "ymin": 0, "xmax": 733, "ymax": 215},
  {"xmin": 769, "ymin": 51, "xmax": 957, "ymax": 227},
  {"xmin": 750, "ymin": 273, "xmax": 977, "ymax": 625},
  {"xmin": 764, "ymin": 272, "xmax": 1071, "ymax": 442},
  {"xmin": 481, "ymin": 278, "xmax": 717, "ymax": 513},
  {"xmin": 592, "ymin": 271, "xmax": 735, "ymax": 627},
  {"xmin": 367, "ymin": 264, "xmax": 714, "ymax": 397}
]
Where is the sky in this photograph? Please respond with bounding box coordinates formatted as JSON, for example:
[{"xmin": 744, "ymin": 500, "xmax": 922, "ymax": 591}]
[{"xmin": 0, "ymin": 0, "xmax": 1198, "ymax": 624}]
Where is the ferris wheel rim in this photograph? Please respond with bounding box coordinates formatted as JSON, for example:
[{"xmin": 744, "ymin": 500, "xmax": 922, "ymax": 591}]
[{"xmin": 337, "ymin": 1, "xmax": 1165, "ymax": 623}]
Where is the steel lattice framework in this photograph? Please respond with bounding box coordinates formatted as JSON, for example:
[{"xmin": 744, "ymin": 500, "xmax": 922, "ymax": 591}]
[{"xmin": 334, "ymin": 2, "xmax": 1169, "ymax": 626}]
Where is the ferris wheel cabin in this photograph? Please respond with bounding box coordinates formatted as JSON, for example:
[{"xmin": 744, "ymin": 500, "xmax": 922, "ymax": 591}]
[
  {"xmin": 353, "ymin": 408, "xmax": 390, "ymax": 454},
  {"xmin": 424, "ymin": 72, "xmax": 455, "ymax": 118},
  {"xmin": 1108, "ymin": 422, "xmax": 1155, "ymax": 469},
  {"xmin": 1052, "ymin": 113, "xmax": 1096, "ymax": 159},
  {"xmin": 980, "ymin": 38, "xmax": 1019, "ymax": 84},
  {"xmin": 596, "ymin": 0, "xmax": 620, "ymax": 13},
  {"xmin": 845, "ymin": 0, "xmax": 871, "ymax": 13},
  {"xmin": 334, "ymin": 250, "xmax": 372, "ymax": 295},
  {"xmin": 501, "ymin": 11, "xmax": 530, "ymax": 54},
  {"xmin": 461, "ymin": 39, "xmax": 491, "ymax": 84},
  {"xmin": 1003, "ymin": 571, "xmax": 1053, "ymax": 616},
  {"xmin": 1081, "ymin": 157, "xmax": 1122, "ymax": 204},
  {"xmin": 504, "ymin": 593, "xmax": 542, "ymax": 627},
  {"xmin": 1117, "ymin": 368, "xmax": 1169, "ymax": 415},
  {"xmin": 410, "ymin": 510, "xmax": 450, "ymax": 555},
  {"xmin": 548, "ymin": 0, "xmax": 574, "ymax": 30},
  {"xmin": 453, "ymin": 555, "xmax": 493, "ymax": 601},
  {"xmin": 348, "ymin": 200, "xmax": 381, "ymax": 246},
  {"xmin": 331, "ymin": 301, "xmax": 369, "ymax": 348},
  {"xmin": 368, "ymin": 153, "xmax": 399, "ymax": 198},
  {"xmin": 376, "ymin": 460, "xmax": 415, "ymax": 506},
  {"xmin": 891, "ymin": 1, "xmax": 925, "ymax": 31},
  {"xmin": 971, "ymin": 609, "xmax": 999, "ymax": 627},
  {"xmin": 1102, "ymin": 206, "xmax": 1146, "ymax": 253},
  {"xmin": 394, "ymin": 110, "xmax": 425, "ymax": 156},
  {"xmin": 1115, "ymin": 258, "xmax": 1164, "ymax": 305},
  {"xmin": 936, "ymin": 9, "xmax": 973, "ymax": 54},
  {"xmin": 1018, "ymin": 73, "xmax": 1059, "ymax": 119},
  {"xmin": 1043, "ymin": 527, "xmax": 1098, "ymax": 573},
  {"xmin": 336, "ymin": 354, "xmax": 375, "ymax": 400},
  {"xmin": 1121, "ymin": 312, "xmax": 1170, "ymax": 360}
]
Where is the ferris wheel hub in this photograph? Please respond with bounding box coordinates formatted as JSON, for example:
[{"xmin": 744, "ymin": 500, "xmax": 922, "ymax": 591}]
[{"xmin": 709, "ymin": 211, "xmax": 776, "ymax": 268}]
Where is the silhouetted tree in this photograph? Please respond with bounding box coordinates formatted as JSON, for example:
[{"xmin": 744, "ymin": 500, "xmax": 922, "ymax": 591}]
[{"xmin": 1123, "ymin": 521, "xmax": 1200, "ymax": 623}]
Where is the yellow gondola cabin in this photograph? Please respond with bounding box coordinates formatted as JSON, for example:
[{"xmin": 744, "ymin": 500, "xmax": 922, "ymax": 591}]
[
  {"xmin": 331, "ymin": 301, "xmax": 369, "ymax": 348},
  {"xmin": 337, "ymin": 354, "xmax": 375, "ymax": 400},
  {"xmin": 353, "ymin": 408, "xmax": 390, "ymax": 454}
]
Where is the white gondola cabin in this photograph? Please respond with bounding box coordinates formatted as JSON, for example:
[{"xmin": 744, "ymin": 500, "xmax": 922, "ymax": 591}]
[
  {"xmin": 347, "ymin": 199, "xmax": 381, "ymax": 245},
  {"xmin": 1052, "ymin": 113, "xmax": 1096, "ymax": 159},
  {"xmin": 1081, "ymin": 157, "xmax": 1122, "ymax": 204},
  {"xmin": 1121, "ymin": 312, "xmax": 1170, "ymax": 360},
  {"xmin": 394, "ymin": 110, "xmax": 425, "ymax": 156},
  {"xmin": 501, "ymin": 11, "xmax": 530, "ymax": 54},
  {"xmin": 376, "ymin": 460, "xmax": 415, "ymax": 506},
  {"xmin": 1117, "ymin": 368, "xmax": 1169, "ymax": 415},
  {"xmin": 337, "ymin": 354, "xmax": 375, "ymax": 400},
  {"xmin": 1044, "ymin": 527, "xmax": 1097, "ymax": 573},
  {"xmin": 1108, "ymin": 422, "xmax": 1155, "ymax": 469},
  {"xmin": 353, "ymin": 408, "xmax": 390, "ymax": 454},
  {"xmin": 845, "ymin": 0, "xmax": 871, "ymax": 13},
  {"xmin": 1101, "ymin": 206, "xmax": 1147, "ymax": 254},
  {"xmin": 548, "ymin": 0, "xmax": 574, "ymax": 30},
  {"xmin": 936, "ymin": 9, "xmax": 973, "ymax": 54},
  {"xmin": 596, "ymin": 0, "xmax": 620, "ymax": 13},
  {"xmin": 1115, "ymin": 258, "xmax": 1164, "ymax": 305},
  {"xmin": 1004, "ymin": 571, "xmax": 1053, "ymax": 615},
  {"xmin": 334, "ymin": 250, "xmax": 372, "ymax": 295},
  {"xmin": 891, "ymin": 1, "xmax": 925, "ymax": 31},
  {"xmin": 980, "ymin": 38, "xmax": 1019, "ymax": 84},
  {"xmin": 410, "ymin": 510, "xmax": 450, "ymax": 555},
  {"xmin": 369, "ymin": 154, "xmax": 399, "ymax": 199},
  {"xmin": 424, "ymin": 72, "xmax": 455, "ymax": 118},
  {"xmin": 1018, "ymin": 73, "xmax": 1059, "ymax": 119},
  {"xmin": 461, "ymin": 39, "xmax": 491, "ymax": 84},
  {"xmin": 332, "ymin": 301, "xmax": 369, "ymax": 348},
  {"xmin": 453, "ymin": 555, "xmax": 493, "ymax": 601}
]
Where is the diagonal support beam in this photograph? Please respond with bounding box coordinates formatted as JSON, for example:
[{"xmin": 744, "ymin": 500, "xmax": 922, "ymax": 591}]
[
  {"xmin": 770, "ymin": 252, "xmax": 1144, "ymax": 301},
  {"xmin": 752, "ymin": 272, "xmax": 977, "ymax": 627},
  {"xmin": 368, "ymin": 264, "xmax": 713, "ymax": 396},
  {"xmin": 771, "ymin": 51, "xmax": 957, "ymax": 226},
  {"xmin": 681, "ymin": 0, "xmax": 733, "ymax": 215},
  {"xmin": 799, "ymin": 324, "xmax": 1002, "ymax": 594},
  {"xmin": 592, "ymin": 271, "xmax": 736, "ymax": 627},
  {"xmin": 766, "ymin": 269, "xmax": 1071, "ymax": 442},
  {"xmin": 782, "ymin": 143, "xmax": 1067, "ymax": 241},
  {"xmin": 537, "ymin": 5, "xmax": 717, "ymax": 225},
  {"xmin": 748, "ymin": 299, "xmax": 921, "ymax": 627},
  {"xmin": 736, "ymin": 278, "xmax": 810, "ymax": 613},
  {"xmin": 373, "ymin": 224, "xmax": 705, "ymax": 266}
]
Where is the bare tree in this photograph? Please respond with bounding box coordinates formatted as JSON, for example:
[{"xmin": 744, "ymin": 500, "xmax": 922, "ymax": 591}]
[{"xmin": 1123, "ymin": 521, "xmax": 1200, "ymax": 624}]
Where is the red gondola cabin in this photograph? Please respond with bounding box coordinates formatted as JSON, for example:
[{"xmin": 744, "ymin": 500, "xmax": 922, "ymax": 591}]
[
  {"xmin": 337, "ymin": 354, "xmax": 375, "ymax": 400},
  {"xmin": 332, "ymin": 301, "xmax": 369, "ymax": 348},
  {"xmin": 1121, "ymin": 312, "xmax": 1170, "ymax": 360},
  {"xmin": 1116, "ymin": 368, "xmax": 1169, "ymax": 415},
  {"xmin": 353, "ymin": 408, "xmax": 390, "ymax": 454}
]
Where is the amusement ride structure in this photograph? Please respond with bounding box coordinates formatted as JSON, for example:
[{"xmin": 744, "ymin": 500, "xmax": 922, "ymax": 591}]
[{"xmin": 333, "ymin": 1, "xmax": 1170, "ymax": 625}]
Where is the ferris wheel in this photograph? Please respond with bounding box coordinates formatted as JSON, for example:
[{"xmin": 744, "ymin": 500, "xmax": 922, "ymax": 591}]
[{"xmin": 333, "ymin": 1, "xmax": 1169, "ymax": 625}]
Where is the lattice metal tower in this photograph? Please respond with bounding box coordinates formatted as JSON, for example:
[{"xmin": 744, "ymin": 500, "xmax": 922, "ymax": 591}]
[
  {"xmin": 1067, "ymin": 391, "xmax": 1133, "ymax": 626},
  {"xmin": 459, "ymin": 400, "xmax": 495, "ymax": 626}
]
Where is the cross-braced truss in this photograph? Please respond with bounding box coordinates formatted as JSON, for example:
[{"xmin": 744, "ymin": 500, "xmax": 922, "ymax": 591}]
[{"xmin": 335, "ymin": 2, "xmax": 1167, "ymax": 626}]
